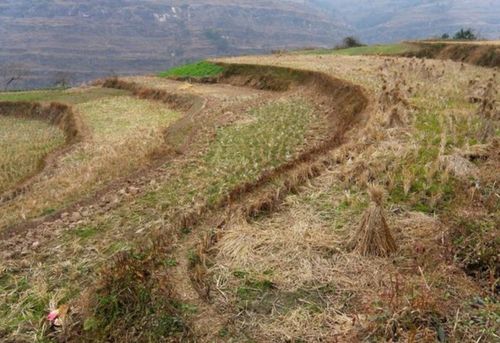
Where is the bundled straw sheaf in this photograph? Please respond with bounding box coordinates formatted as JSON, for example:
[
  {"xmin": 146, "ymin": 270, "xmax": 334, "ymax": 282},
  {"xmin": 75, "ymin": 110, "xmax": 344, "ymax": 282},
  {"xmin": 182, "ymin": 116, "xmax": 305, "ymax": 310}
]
[{"xmin": 348, "ymin": 184, "xmax": 397, "ymax": 257}]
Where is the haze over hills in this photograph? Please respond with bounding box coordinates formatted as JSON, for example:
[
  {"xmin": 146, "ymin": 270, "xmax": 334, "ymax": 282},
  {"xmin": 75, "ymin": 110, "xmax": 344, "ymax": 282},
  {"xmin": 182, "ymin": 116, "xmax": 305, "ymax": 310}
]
[
  {"xmin": 329, "ymin": 0, "xmax": 500, "ymax": 42},
  {"xmin": 0, "ymin": 0, "xmax": 499, "ymax": 89}
]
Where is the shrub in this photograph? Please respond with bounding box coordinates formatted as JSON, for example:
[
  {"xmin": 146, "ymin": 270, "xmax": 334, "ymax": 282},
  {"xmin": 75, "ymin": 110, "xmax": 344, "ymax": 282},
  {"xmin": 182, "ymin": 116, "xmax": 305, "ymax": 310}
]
[
  {"xmin": 335, "ymin": 36, "xmax": 365, "ymax": 49},
  {"xmin": 453, "ymin": 28, "xmax": 477, "ymax": 40}
]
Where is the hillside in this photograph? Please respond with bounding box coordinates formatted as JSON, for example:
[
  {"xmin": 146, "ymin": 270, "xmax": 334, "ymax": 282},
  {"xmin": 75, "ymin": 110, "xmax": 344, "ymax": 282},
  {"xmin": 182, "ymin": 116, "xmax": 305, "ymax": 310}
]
[
  {"xmin": 0, "ymin": 0, "xmax": 350, "ymax": 89},
  {"xmin": 0, "ymin": 43, "xmax": 498, "ymax": 341},
  {"xmin": 328, "ymin": 0, "xmax": 500, "ymax": 43},
  {"xmin": 2, "ymin": 1, "xmax": 500, "ymax": 90}
]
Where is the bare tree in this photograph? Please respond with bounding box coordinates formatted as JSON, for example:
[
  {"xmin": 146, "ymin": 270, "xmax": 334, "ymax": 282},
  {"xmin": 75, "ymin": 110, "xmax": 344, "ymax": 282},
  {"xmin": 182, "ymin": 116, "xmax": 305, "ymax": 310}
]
[
  {"xmin": 53, "ymin": 71, "xmax": 73, "ymax": 88},
  {"xmin": 0, "ymin": 63, "xmax": 28, "ymax": 90}
]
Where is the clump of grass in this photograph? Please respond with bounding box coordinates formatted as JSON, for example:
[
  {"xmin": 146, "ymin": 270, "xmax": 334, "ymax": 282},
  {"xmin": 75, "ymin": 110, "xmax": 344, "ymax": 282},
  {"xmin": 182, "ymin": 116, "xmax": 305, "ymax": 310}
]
[
  {"xmin": 348, "ymin": 184, "xmax": 397, "ymax": 257},
  {"xmin": 77, "ymin": 250, "xmax": 189, "ymax": 341},
  {"xmin": 0, "ymin": 116, "xmax": 65, "ymax": 193},
  {"xmin": 475, "ymin": 76, "xmax": 499, "ymax": 141},
  {"xmin": 158, "ymin": 61, "xmax": 225, "ymax": 78},
  {"xmin": 451, "ymin": 216, "xmax": 499, "ymax": 283}
]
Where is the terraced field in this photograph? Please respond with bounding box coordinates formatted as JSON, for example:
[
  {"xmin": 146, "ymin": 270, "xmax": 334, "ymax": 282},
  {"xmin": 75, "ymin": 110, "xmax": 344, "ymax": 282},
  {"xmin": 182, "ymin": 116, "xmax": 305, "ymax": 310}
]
[
  {"xmin": 0, "ymin": 47, "xmax": 498, "ymax": 343},
  {"xmin": 0, "ymin": 117, "xmax": 65, "ymax": 194},
  {"xmin": 0, "ymin": 89, "xmax": 183, "ymax": 230}
]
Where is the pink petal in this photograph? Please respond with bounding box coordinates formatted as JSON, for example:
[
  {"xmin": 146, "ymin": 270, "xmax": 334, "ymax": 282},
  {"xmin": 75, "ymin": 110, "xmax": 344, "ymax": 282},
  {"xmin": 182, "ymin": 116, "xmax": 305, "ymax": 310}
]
[{"xmin": 47, "ymin": 310, "xmax": 59, "ymax": 321}]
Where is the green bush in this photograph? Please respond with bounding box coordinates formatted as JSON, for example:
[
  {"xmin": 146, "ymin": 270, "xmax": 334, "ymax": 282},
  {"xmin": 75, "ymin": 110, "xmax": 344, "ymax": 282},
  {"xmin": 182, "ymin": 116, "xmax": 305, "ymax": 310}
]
[{"xmin": 453, "ymin": 28, "xmax": 477, "ymax": 40}]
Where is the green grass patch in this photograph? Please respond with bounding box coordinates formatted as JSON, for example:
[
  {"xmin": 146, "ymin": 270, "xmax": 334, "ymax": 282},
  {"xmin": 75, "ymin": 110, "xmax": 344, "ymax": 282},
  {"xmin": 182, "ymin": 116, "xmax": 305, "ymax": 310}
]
[
  {"xmin": 0, "ymin": 87, "xmax": 127, "ymax": 104},
  {"xmin": 141, "ymin": 100, "xmax": 315, "ymax": 209},
  {"xmin": 72, "ymin": 226, "xmax": 99, "ymax": 240},
  {"xmin": 158, "ymin": 61, "xmax": 225, "ymax": 78},
  {"xmin": 297, "ymin": 44, "xmax": 415, "ymax": 56},
  {"xmin": 388, "ymin": 108, "xmax": 457, "ymax": 213}
]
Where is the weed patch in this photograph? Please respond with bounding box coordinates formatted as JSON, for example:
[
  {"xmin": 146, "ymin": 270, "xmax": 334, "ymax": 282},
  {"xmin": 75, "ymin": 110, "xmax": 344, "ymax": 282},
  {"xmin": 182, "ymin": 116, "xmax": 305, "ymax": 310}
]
[
  {"xmin": 451, "ymin": 216, "xmax": 499, "ymax": 282},
  {"xmin": 78, "ymin": 250, "xmax": 189, "ymax": 341}
]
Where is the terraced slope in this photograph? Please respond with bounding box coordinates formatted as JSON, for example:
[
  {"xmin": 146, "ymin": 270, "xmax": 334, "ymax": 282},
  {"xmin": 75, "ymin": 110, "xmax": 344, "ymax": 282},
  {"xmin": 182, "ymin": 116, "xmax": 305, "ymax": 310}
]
[
  {"xmin": 206, "ymin": 54, "xmax": 499, "ymax": 341},
  {"xmin": 407, "ymin": 40, "xmax": 500, "ymax": 68},
  {"xmin": 0, "ymin": 53, "xmax": 498, "ymax": 342},
  {"xmin": 0, "ymin": 89, "xmax": 184, "ymax": 230},
  {"xmin": 0, "ymin": 63, "xmax": 369, "ymax": 341}
]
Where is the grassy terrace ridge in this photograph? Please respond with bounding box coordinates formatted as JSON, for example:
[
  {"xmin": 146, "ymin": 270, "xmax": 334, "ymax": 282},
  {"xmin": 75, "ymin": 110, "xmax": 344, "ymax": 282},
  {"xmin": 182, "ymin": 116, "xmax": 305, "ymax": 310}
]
[
  {"xmin": 0, "ymin": 87, "xmax": 127, "ymax": 104},
  {"xmin": 294, "ymin": 43, "xmax": 416, "ymax": 56},
  {"xmin": 158, "ymin": 61, "xmax": 225, "ymax": 78},
  {"xmin": 0, "ymin": 117, "xmax": 65, "ymax": 193}
]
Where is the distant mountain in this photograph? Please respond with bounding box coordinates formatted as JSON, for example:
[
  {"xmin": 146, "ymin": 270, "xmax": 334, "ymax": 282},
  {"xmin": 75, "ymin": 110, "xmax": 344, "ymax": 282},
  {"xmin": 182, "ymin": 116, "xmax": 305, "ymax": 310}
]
[
  {"xmin": 0, "ymin": 0, "xmax": 350, "ymax": 89},
  {"xmin": 318, "ymin": 0, "xmax": 500, "ymax": 42},
  {"xmin": 0, "ymin": 0, "xmax": 499, "ymax": 89}
]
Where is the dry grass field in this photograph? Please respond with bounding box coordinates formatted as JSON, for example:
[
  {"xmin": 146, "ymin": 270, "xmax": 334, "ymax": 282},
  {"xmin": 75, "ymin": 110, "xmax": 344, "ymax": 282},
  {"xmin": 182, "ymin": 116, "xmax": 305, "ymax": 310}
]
[
  {"xmin": 0, "ymin": 46, "xmax": 498, "ymax": 343},
  {"xmin": 0, "ymin": 117, "xmax": 65, "ymax": 194},
  {"xmin": 0, "ymin": 90, "xmax": 181, "ymax": 229}
]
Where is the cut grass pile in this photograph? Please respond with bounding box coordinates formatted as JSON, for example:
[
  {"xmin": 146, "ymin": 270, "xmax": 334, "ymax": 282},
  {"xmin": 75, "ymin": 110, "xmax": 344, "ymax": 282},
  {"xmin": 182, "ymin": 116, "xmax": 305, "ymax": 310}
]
[
  {"xmin": 207, "ymin": 173, "xmax": 493, "ymax": 342},
  {"xmin": 296, "ymin": 43, "xmax": 415, "ymax": 56},
  {"xmin": 158, "ymin": 61, "xmax": 225, "ymax": 78},
  {"xmin": 0, "ymin": 116, "xmax": 65, "ymax": 193},
  {"xmin": 0, "ymin": 96, "xmax": 180, "ymax": 229}
]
